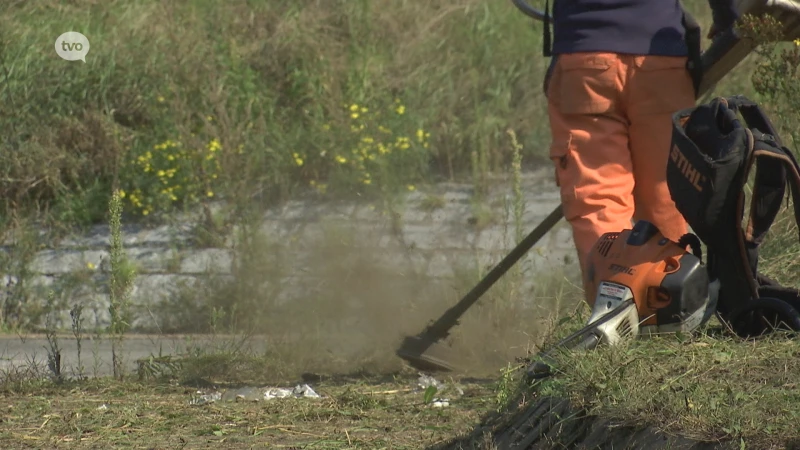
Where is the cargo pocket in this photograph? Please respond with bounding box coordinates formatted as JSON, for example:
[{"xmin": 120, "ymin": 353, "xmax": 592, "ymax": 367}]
[
  {"xmin": 630, "ymin": 56, "xmax": 695, "ymax": 115},
  {"xmin": 548, "ymin": 136, "xmax": 576, "ymax": 203},
  {"xmin": 555, "ymin": 53, "xmax": 616, "ymax": 115}
]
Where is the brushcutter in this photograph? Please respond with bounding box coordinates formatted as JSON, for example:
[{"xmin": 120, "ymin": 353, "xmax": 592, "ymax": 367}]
[{"xmin": 395, "ymin": 0, "xmax": 800, "ymax": 373}]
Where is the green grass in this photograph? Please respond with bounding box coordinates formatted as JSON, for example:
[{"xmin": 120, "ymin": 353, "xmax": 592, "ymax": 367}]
[
  {"xmin": 0, "ymin": 0, "xmax": 556, "ymax": 228},
  {"xmin": 0, "ymin": 0, "xmax": 776, "ymax": 230},
  {"xmin": 502, "ymin": 324, "xmax": 800, "ymax": 449}
]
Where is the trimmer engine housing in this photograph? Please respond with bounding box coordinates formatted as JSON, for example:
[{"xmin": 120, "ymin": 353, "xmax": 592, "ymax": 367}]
[{"xmin": 584, "ymin": 220, "xmax": 716, "ymax": 335}]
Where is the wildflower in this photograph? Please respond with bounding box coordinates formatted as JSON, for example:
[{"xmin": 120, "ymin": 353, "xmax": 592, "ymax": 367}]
[
  {"xmin": 363, "ymin": 178, "xmax": 372, "ymax": 185},
  {"xmin": 207, "ymin": 191, "xmax": 214, "ymax": 198},
  {"xmin": 157, "ymin": 95, "xmax": 165, "ymax": 103},
  {"xmin": 395, "ymin": 136, "xmax": 411, "ymax": 150},
  {"xmin": 335, "ymin": 155, "xmax": 348, "ymax": 164},
  {"xmin": 206, "ymin": 115, "xmax": 214, "ymax": 122},
  {"xmin": 351, "ymin": 112, "xmax": 359, "ymax": 119},
  {"xmin": 350, "ymin": 104, "xmax": 359, "ymax": 112},
  {"xmin": 118, "ymin": 190, "xmax": 126, "ymax": 199},
  {"xmin": 86, "ymin": 262, "xmax": 96, "ymax": 270},
  {"xmin": 416, "ymin": 129, "xmax": 425, "ymax": 142},
  {"xmin": 407, "ymin": 185, "xmax": 416, "ymax": 191},
  {"xmin": 143, "ymin": 209, "xmax": 150, "ymax": 216},
  {"xmin": 395, "ymin": 104, "xmax": 405, "ymax": 115},
  {"xmin": 293, "ymin": 152, "xmax": 304, "ymax": 166},
  {"xmin": 207, "ymin": 138, "xmax": 222, "ymax": 152},
  {"xmin": 795, "ymin": 38, "xmax": 800, "ymax": 46},
  {"xmin": 322, "ymin": 123, "xmax": 331, "ymax": 131}
]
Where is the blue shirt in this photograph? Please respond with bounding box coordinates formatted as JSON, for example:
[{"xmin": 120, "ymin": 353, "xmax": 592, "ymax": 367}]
[{"xmin": 551, "ymin": 0, "xmax": 739, "ymax": 56}]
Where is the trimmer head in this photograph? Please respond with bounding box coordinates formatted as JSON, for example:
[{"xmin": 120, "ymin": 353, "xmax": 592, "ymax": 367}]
[{"xmin": 395, "ymin": 335, "xmax": 457, "ymax": 372}]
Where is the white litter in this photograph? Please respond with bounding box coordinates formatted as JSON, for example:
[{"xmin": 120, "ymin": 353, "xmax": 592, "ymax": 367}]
[
  {"xmin": 431, "ymin": 398, "xmax": 450, "ymax": 408},
  {"xmin": 264, "ymin": 384, "xmax": 320, "ymax": 401},
  {"xmin": 189, "ymin": 384, "xmax": 321, "ymax": 405},
  {"xmin": 417, "ymin": 374, "xmax": 444, "ymax": 390}
]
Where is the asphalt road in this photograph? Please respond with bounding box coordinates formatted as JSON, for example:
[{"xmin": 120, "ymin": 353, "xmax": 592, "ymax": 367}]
[{"xmin": 0, "ymin": 333, "xmax": 227, "ymax": 379}]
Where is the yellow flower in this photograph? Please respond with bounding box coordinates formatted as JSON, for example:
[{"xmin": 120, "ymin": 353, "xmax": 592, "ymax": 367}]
[
  {"xmin": 118, "ymin": 190, "xmax": 126, "ymax": 199},
  {"xmin": 363, "ymin": 178, "xmax": 372, "ymax": 185},
  {"xmin": 407, "ymin": 185, "xmax": 416, "ymax": 191},
  {"xmin": 206, "ymin": 115, "xmax": 214, "ymax": 122},
  {"xmin": 350, "ymin": 104, "xmax": 359, "ymax": 112},
  {"xmin": 207, "ymin": 138, "xmax": 222, "ymax": 152},
  {"xmin": 143, "ymin": 209, "xmax": 150, "ymax": 216},
  {"xmin": 351, "ymin": 112, "xmax": 359, "ymax": 119},
  {"xmin": 795, "ymin": 38, "xmax": 800, "ymax": 46},
  {"xmin": 157, "ymin": 95, "xmax": 165, "ymax": 103},
  {"xmin": 86, "ymin": 262, "xmax": 96, "ymax": 270},
  {"xmin": 395, "ymin": 105, "xmax": 405, "ymax": 115},
  {"xmin": 416, "ymin": 129, "xmax": 425, "ymax": 142},
  {"xmin": 361, "ymin": 136, "xmax": 374, "ymax": 144},
  {"xmin": 322, "ymin": 124, "xmax": 331, "ymax": 131},
  {"xmin": 335, "ymin": 155, "xmax": 348, "ymax": 164},
  {"xmin": 207, "ymin": 191, "xmax": 214, "ymax": 198},
  {"xmin": 293, "ymin": 152, "xmax": 304, "ymax": 166}
]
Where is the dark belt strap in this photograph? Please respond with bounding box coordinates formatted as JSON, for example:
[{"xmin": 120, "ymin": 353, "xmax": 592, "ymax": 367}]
[{"xmin": 681, "ymin": 6, "xmax": 704, "ymax": 98}]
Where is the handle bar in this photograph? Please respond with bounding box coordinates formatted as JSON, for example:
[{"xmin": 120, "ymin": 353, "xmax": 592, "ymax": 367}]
[{"xmin": 511, "ymin": 0, "xmax": 546, "ymax": 21}]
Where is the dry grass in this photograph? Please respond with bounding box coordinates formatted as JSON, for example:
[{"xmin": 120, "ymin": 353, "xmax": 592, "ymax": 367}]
[{"xmin": 0, "ymin": 375, "xmax": 497, "ymax": 449}]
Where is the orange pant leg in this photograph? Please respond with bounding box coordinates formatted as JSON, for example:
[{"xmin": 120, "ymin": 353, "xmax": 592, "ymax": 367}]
[
  {"xmin": 627, "ymin": 55, "xmax": 695, "ymax": 243},
  {"xmin": 546, "ymin": 53, "xmax": 636, "ymax": 277}
]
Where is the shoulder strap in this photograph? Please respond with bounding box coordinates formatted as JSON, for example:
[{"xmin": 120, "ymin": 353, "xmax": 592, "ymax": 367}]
[
  {"xmin": 542, "ymin": 0, "xmax": 552, "ymax": 57},
  {"xmin": 724, "ymin": 96, "xmax": 800, "ymax": 285},
  {"xmin": 681, "ymin": 5, "xmax": 703, "ymax": 98}
]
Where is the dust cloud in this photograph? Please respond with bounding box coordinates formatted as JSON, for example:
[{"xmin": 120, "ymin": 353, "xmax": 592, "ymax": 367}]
[{"xmin": 203, "ymin": 218, "xmax": 583, "ymax": 380}]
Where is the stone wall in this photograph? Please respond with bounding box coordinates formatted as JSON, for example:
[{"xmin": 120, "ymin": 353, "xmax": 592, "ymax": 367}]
[{"xmin": 0, "ymin": 168, "xmax": 580, "ymax": 332}]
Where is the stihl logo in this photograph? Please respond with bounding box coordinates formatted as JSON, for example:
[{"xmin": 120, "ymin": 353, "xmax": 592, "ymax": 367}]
[
  {"xmin": 609, "ymin": 263, "xmax": 634, "ymax": 275},
  {"xmin": 671, "ymin": 145, "xmax": 706, "ymax": 192}
]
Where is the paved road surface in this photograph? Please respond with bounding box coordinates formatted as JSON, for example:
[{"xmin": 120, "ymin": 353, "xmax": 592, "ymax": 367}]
[{"xmin": 0, "ymin": 333, "xmax": 232, "ymax": 378}]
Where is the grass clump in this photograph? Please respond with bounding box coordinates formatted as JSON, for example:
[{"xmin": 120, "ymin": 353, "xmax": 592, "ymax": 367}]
[{"xmin": 525, "ymin": 329, "xmax": 800, "ymax": 449}]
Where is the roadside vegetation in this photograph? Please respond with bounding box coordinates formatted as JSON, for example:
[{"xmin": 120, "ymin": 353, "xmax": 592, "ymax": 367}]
[{"xmin": 0, "ymin": 0, "xmax": 800, "ymax": 449}]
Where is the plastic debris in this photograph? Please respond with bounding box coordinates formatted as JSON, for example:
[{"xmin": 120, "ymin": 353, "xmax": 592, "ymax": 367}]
[
  {"xmin": 189, "ymin": 384, "xmax": 320, "ymax": 405},
  {"xmin": 417, "ymin": 374, "xmax": 444, "ymax": 390},
  {"xmin": 431, "ymin": 398, "xmax": 450, "ymax": 408}
]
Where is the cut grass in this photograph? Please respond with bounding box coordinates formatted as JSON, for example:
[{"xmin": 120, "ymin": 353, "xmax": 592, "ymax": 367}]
[
  {"xmin": 0, "ymin": 375, "xmax": 497, "ymax": 449},
  {"xmin": 516, "ymin": 321, "xmax": 800, "ymax": 449}
]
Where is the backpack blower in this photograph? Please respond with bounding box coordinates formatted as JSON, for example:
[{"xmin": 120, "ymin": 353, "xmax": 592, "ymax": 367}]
[{"xmin": 529, "ymin": 95, "xmax": 800, "ymax": 379}]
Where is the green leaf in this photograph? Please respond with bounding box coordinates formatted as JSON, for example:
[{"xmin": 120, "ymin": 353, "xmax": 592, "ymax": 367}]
[{"xmin": 423, "ymin": 385, "xmax": 438, "ymax": 404}]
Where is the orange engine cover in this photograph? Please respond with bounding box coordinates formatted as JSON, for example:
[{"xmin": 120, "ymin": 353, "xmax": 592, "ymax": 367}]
[{"xmin": 584, "ymin": 220, "xmax": 710, "ymax": 332}]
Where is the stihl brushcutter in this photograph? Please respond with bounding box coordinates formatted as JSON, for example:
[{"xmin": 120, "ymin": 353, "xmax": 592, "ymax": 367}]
[{"xmin": 395, "ymin": 0, "xmax": 800, "ymax": 373}]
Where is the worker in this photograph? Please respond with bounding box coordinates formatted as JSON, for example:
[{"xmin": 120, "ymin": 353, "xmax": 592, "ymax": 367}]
[{"xmin": 543, "ymin": 0, "xmax": 739, "ymax": 296}]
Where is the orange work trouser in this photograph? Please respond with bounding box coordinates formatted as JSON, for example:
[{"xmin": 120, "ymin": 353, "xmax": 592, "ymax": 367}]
[{"xmin": 546, "ymin": 52, "xmax": 695, "ymax": 297}]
